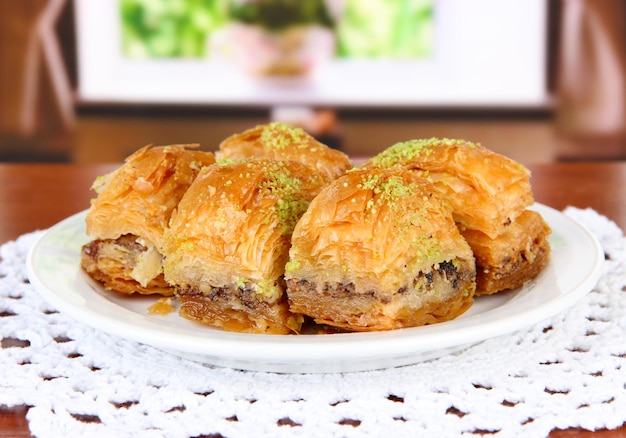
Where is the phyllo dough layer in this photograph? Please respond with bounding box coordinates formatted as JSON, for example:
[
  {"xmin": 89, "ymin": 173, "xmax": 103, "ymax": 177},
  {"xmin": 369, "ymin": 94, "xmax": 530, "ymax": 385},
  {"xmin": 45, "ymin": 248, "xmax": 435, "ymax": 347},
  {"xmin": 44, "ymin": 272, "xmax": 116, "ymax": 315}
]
[
  {"xmin": 285, "ymin": 168, "xmax": 477, "ymax": 332},
  {"xmin": 460, "ymin": 210, "xmax": 552, "ymax": 295},
  {"xmin": 81, "ymin": 144, "xmax": 215, "ymax": 295},
  {"xmin": 216, "ymin": 122, "xmax": 352, "ymax": 183},
  {"xmin": 363, "ymin": 138, "xmax": 534, "ymax": 239},
  {"xmin": 163, "ymin": 159, "xmax": 326, "ymax": 334}
]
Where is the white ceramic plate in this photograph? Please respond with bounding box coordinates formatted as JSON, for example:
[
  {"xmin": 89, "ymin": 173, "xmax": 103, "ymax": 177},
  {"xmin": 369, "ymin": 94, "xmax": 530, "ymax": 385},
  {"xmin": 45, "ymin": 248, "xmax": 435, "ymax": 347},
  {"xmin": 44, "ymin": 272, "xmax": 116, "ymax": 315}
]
[{"xmin": 27, "ymin": 204, "xmax": 603, "ymax": 373}]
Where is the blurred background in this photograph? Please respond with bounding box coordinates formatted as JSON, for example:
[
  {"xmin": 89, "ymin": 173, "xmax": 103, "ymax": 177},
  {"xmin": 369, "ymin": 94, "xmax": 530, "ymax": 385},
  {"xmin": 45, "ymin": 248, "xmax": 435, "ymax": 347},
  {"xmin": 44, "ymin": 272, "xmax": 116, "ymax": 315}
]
[{"xmin": 1, "ymin": 0, "xmax": 625, "ymax": 164}]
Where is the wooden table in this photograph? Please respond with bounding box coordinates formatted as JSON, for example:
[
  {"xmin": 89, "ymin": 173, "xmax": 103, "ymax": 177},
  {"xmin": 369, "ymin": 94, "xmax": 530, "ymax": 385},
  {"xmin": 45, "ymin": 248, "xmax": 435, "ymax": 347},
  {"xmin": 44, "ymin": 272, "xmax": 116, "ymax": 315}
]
[{"xmin": 1, "ymin": 162, "xmax": 626, "ymax": 437}]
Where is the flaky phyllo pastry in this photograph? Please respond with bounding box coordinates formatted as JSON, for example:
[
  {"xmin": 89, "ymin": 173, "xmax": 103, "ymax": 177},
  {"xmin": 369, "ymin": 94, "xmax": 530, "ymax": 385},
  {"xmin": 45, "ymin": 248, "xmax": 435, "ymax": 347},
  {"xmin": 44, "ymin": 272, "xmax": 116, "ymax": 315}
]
[
  {"xmin": 285, "ymin": 168, "xmax": 477, "ymax": 332},
  {"xmin": 81, "ymin": 144, "xmax": 215, "ymax": 296},
  {"xmin": 363, "ymin": 138, "xmax": 551, "ymax": 295},
  {"xmin": 162, "ymin": 159, "xmax": 326, "ymax": 334},
  {"xmin": 460, "ymin": 210, "xmax": 551, "ymax": 295},
  {"xmin": 363, "ymin": 138, "xmax": 534, "ymax": 238},
  {"xmin": 216, "ymin": 122, "xmax": 352, "ymax": 184}
]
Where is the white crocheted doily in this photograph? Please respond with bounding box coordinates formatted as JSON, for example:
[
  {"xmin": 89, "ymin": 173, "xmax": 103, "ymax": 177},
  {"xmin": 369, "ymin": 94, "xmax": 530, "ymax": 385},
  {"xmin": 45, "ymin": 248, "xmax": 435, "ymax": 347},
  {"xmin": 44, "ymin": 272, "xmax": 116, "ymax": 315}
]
[{"xmin": 1, "ymin": 207, "xmax": 626, "ymax": 438}]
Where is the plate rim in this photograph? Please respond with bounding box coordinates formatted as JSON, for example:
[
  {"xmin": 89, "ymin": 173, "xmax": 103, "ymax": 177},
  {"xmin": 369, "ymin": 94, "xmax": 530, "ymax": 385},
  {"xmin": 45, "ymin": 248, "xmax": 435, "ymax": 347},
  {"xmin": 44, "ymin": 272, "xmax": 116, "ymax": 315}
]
[{"xmin": 26, "ymin": 204, "xmax": 604, "ymax": 373}]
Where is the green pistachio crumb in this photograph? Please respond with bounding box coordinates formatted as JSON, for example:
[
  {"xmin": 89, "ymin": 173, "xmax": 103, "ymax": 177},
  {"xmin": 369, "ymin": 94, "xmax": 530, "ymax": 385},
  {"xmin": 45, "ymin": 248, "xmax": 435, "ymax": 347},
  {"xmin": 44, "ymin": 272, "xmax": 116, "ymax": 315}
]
[
  {"xmin": 260, "ymin": 122, "xmax": 311, "ymax": 150},
  {"xmin": 285, "ymin": 259, "xmax": 301, "ymax": 273},
  {"xmin": 91, "ymin": 175, "xmax": 107, "ymax": 194},
  {"xmin": 370, "ymin": 137, "xmax": 479, "ymax": 169}
]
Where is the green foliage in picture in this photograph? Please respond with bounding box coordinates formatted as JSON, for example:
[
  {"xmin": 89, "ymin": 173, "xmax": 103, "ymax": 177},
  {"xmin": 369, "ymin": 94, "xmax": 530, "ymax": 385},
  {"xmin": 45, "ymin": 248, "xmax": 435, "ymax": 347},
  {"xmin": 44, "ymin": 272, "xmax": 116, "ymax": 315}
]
[
  {"xmin": 229, "ymin": 0, "xmax": 335, "ymax": 31},
  {"xmin": 336, "ymin": 0, "xmax": 433, "ymax": 58},
  {"xmin": 120, "ymin": 0, "xmax": 230, "ymax": 58},
  {"xmin": 120, "ymin": 0, "xmax": 433, "ymax": 59}
]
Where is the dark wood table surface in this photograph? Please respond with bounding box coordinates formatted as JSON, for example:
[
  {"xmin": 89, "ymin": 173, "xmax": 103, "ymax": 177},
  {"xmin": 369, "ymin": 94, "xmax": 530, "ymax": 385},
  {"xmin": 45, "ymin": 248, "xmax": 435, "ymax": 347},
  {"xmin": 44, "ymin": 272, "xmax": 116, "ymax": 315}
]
[{"xmin": 1, "ymin": 162, "xmax": 626, "ymax": 437}]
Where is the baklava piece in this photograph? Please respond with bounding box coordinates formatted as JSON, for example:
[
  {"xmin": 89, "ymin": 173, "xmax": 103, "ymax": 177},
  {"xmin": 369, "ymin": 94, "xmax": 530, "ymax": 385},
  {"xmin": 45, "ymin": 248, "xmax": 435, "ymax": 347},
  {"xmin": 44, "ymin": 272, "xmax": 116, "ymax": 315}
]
[
  {"xmin": 81, "ymin": 144, "xmax": 215, "ymax": 295},
  {"xmin": 163, "ymin": 159, "xmax": 326, "ymax": 334},
  {"xmin": 216, "ymin": 122, "xmax": 352, "ymax": 184},
  {"xmin": 285, "ymin": 168, "xmax": 476, "ymax": 332}
]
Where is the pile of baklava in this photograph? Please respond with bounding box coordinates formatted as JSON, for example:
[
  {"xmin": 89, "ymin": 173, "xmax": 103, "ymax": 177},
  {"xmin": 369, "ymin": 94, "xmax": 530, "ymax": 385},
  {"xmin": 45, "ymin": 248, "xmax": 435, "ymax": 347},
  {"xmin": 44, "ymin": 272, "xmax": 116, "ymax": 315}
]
[{"xmin": 81, "ymin": 123, "xmax": 550, "ymax": 334}]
